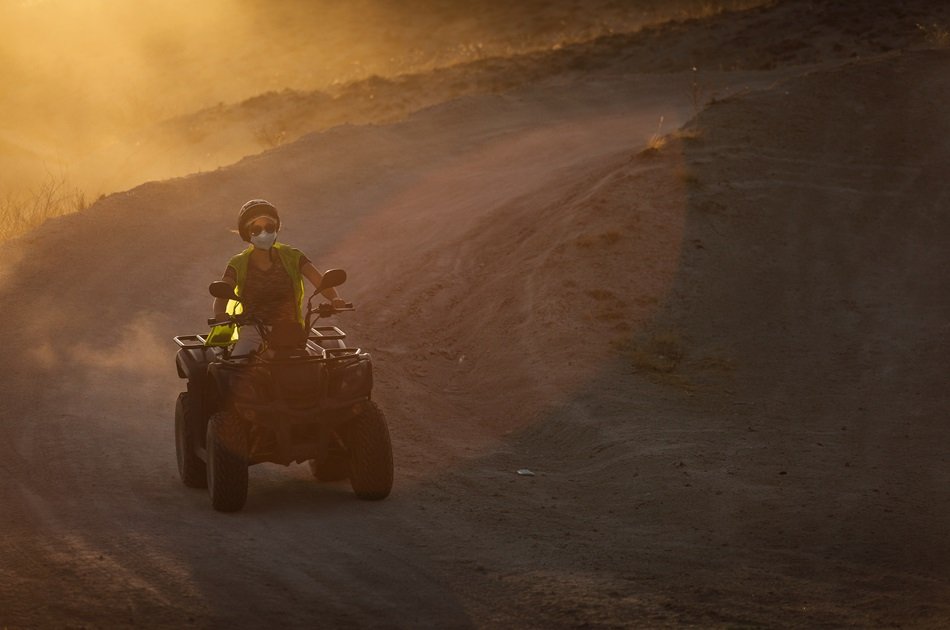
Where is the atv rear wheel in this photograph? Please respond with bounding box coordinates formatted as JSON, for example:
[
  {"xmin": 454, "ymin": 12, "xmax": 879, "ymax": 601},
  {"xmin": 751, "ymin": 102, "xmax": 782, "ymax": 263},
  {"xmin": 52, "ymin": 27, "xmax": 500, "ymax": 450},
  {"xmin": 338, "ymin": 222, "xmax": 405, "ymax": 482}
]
[
  {"xmin": 175, "ymin": 392, "xmax": 207, "ymax": 488},
  {"xmin": 344, "ymin": 402, "xmax": 393, "ymax": 500},
  {"xmin": 206, "ymin": 411, "xmax": 249, "ymax": 512}
]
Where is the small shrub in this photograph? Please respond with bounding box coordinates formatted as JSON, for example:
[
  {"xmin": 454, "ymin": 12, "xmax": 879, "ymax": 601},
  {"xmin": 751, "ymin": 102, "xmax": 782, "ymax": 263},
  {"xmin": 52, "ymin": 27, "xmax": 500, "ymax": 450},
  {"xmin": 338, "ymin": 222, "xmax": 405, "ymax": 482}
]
[
  {"xmin": 918, "ymin": 23, "xmax": 950, "ymax": 49},
  {"xmin": 630, "ymin": 331, "xmax": 684, "ymax": 374},
  {"xmin": 0, "ymin": 170, "xmax": 87, "ymax": 241},
  {"xmin": 639, "ymin": 116, "xmax": 666, "ymax": 157},
  {"xmin": 254, "ymin": 124, "xmax": 288, "ymax": 149},
  {"xmin": 673, "ymin": 127, "xmax": 704, "ymax": 144}
]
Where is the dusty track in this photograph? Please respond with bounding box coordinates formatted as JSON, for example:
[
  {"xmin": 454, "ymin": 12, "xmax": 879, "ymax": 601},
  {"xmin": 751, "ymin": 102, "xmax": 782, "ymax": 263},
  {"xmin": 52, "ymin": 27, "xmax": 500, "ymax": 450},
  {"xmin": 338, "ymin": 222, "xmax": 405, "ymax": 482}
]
[
  {"xmin": 2, "ymin": 49, "xmax": 950, "ymax": 628},
  {"xmin": 0, "ymin": 73, "xmax": 704, "ymax": 627}
]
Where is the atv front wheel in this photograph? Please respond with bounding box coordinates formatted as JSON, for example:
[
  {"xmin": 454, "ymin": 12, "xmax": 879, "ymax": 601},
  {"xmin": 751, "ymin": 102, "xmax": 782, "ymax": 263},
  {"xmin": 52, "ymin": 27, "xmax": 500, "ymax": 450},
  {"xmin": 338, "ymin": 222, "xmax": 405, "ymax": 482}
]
[
  {"xmin": 344, "ymin": 402, "xmax": 393, "ymax": 500},
  {"xmin": 175, "ymin": 392, "xmax": 207, "ymax": 488},
  {"xmin": 206, "ymin": 411, "xmax": 249, "ymax": 512}
]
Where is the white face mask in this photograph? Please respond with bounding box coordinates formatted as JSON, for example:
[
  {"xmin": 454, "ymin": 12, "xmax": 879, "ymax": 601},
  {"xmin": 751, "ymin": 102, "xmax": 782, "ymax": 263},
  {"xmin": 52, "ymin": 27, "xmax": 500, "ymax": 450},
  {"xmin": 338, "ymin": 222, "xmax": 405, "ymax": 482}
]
[{"xmin": 250, "ymin": 229, "xmax": 277, "ymax": 250}]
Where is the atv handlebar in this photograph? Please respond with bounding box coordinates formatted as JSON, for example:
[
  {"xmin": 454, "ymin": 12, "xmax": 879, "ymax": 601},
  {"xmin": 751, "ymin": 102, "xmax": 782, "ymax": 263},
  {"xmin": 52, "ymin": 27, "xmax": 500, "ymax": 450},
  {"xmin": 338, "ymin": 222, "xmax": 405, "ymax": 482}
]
[
  {"xmin": 208, "ymin": 303, "xmax": 355, "ymax": 327},
  {"xmin": 313, "ymin": 302, "xmax": 354, "ymax": 317},
  {"xmin": 207, "ymin": 312, "xmax": 263, "ymax": 327}
]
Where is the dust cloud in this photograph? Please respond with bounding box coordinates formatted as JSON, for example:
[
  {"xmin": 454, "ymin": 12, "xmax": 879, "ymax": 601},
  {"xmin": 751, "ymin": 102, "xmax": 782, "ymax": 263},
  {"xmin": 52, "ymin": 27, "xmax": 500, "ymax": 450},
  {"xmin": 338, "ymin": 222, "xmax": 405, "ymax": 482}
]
[{"xmin": 0, "ymin": 0, "xmax": 763, "ymax": 239}]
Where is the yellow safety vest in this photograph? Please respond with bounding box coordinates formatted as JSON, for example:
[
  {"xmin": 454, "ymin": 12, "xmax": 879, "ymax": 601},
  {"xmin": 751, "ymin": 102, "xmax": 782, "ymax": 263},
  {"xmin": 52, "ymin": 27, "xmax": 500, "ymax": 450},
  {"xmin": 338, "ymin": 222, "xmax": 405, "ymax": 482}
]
[{"xmin": 205, "ymin": 242, "xmax": 306, "ymax": 346}]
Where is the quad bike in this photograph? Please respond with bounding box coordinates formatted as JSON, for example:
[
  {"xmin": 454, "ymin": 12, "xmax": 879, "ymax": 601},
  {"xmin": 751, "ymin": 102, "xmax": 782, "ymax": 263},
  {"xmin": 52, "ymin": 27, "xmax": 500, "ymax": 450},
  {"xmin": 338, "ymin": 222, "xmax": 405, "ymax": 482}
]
[{"xmin": 173, "ymin": 269, "xmax": 393, "ymax": 512}]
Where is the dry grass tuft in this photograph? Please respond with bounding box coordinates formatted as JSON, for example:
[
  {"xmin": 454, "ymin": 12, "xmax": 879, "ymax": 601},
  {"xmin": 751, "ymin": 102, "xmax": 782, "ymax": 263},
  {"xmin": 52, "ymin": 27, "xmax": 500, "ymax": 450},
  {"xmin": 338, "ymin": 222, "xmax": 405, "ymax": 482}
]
[
  {"xmin": 682, "ymin": 1, "xmax": 765, "ymax": 20},
  {"xmin": 614, "ymin": 331, "xmax": 736, "ymax": 394},
  {"xmin": 630, "ymin": 331, "xmax": 684, "ymax": 374},
  {"xmin": 647, "ymin": 115, "xmax": 666, "ymax": 149},
  {"xmin": 639, "ymin": 116, "xmax": 667, "ymax": 157},
  {"xmin": 254, "ymin": 124, "xmax": 289, "ymax": 149},
  {"xmin": 673, "ymin": 126, "xmax": 704, "ymax": 143},
  {"xmin": 615, "ymin": 330, "xmax": 697, "ymax": 393},
  {"xmin": 918, "ymin": 23, "xmax": 950, "ymax": 49},
  {"xmin": 0, "ymin": 171, "xmax": 87, "ymax": 241},
  {"xmin": 639, "ymin": 123, "xmax": 705, "ymax": 159}
]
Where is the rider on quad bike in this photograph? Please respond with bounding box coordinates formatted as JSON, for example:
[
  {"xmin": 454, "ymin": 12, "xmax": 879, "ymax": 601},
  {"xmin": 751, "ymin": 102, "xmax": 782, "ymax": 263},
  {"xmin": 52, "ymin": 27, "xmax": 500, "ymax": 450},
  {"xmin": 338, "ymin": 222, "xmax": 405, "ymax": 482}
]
[
  {"xmin": 212, "ymin": 199, "xmax": 347, "ymax": 354},
  {"xmin": 172, "ymin": 200, "xmax": 393, "ymax": 512}
]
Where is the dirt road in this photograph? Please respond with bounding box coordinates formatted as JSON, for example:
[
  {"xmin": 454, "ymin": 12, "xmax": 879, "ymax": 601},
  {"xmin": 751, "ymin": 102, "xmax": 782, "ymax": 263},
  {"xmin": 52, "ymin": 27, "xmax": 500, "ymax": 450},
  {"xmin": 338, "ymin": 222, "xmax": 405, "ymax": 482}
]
[
  {"xmin": 1, "ymin": 45, "xmax": 949, "ymax": 629},
  {"xmin": 0, "ymin": 72, "xmax": 697, "ymax": 628}
]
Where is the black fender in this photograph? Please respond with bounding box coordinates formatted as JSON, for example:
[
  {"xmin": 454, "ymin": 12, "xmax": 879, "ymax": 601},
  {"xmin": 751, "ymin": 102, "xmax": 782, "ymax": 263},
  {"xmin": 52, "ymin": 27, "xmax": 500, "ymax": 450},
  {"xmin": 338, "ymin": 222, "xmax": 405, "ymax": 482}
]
[
  {"xmin": 176, "ymin": 347, "xmax": 215, "ymax": 380},
  {"xmin": 206, "ymin": 361, "xmax": 249, "ymax": 403},
  {"xmin": 207, "ymin": 362, "xmax": 230, "ymax": 398}
]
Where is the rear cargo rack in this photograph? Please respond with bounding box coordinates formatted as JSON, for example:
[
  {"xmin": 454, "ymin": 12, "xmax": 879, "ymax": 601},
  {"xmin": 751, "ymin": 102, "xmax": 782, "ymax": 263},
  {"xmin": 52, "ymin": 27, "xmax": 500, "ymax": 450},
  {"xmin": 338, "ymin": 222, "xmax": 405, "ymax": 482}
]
[{"xmin": 174, "ymin": 334, "xmax": 207, "ymax": 349}]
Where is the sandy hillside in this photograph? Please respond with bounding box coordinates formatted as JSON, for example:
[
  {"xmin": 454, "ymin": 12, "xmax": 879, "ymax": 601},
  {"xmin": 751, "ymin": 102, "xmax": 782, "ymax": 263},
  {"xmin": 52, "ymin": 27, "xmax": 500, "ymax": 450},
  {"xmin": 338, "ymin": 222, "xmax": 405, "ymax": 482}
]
[{"xmin": 1, "ymin": 1, "xmax": 950, "ymax": 628}]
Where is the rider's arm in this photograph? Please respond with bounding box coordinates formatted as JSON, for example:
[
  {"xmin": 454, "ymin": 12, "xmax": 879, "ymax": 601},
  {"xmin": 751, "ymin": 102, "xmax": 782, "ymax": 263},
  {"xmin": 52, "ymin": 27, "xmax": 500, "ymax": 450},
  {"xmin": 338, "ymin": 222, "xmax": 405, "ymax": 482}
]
[
  {"xmin": 301, "ymin": 262, "xmax": 346, "ymax": 306},
  {"xmin": 212, "ymin": 267, "xmax": 237, "ymax": 319}
]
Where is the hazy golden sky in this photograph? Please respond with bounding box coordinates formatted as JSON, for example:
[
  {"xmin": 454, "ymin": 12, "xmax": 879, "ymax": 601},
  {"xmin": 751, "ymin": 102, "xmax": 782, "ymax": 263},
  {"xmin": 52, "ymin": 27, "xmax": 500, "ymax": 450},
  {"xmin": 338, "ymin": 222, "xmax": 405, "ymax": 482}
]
[
  {"xmin": 0, "ymin": 0, "xmax": 759, "ymax": 201},
  {"xmin": 3, "ymin": 1, "xmax": 309, "ymax": 148},
  {"xmin": 1, "ymin": 0, "xmax": 742, "ymax": 148}
]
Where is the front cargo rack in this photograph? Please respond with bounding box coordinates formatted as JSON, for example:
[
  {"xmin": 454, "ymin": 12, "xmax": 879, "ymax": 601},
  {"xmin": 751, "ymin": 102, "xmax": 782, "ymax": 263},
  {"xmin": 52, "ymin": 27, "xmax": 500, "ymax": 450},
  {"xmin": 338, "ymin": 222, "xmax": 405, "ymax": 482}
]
[
  {"xmin": 309, "ymin": 325, "xmax": 346, "ymax": 341},
  {"xmin": 175, "ymin": 329, "xmax": 353, "ymax": 353}
]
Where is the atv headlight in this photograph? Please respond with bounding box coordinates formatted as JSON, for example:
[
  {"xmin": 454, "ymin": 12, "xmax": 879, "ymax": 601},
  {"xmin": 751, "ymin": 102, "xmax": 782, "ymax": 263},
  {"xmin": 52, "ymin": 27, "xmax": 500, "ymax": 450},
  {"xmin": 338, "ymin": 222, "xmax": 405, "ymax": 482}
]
[{"xmin": 328, "ymin": 358, "xmax": 372, "ymax": 399}]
